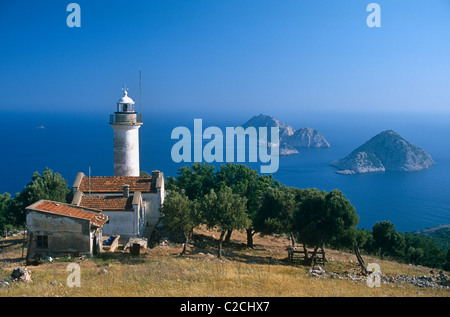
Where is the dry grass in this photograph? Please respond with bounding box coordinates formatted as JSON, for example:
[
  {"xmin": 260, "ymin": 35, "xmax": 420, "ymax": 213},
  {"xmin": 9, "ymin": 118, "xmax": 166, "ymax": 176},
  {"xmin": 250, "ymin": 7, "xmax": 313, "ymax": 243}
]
[{"xmin": 0, "ymin": 228, "xmax": 449, "ymax": 297}]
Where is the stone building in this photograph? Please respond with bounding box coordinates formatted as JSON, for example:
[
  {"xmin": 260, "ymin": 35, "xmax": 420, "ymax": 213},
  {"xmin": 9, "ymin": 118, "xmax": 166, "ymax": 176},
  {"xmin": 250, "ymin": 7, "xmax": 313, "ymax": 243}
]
[
  {"xmin": 25, "ymin": 200, "xmax": 108, "ymax": 260},
  {"xmin": 71, "ymin": 170, "xmax": 165, "ymax": 242}
]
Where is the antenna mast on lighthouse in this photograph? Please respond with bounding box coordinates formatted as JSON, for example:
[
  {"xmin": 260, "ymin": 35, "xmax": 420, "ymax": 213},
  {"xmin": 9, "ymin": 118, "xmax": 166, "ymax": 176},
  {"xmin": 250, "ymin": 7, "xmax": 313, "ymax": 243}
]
[{"xmin": 139, "ymin": 68, "xmax": 142, "ymax": 115}]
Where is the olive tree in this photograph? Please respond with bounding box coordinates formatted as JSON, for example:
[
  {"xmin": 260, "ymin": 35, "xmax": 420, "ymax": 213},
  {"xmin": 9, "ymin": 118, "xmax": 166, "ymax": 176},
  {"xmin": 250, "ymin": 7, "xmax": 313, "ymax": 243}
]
[
  {"xmin": 161, "ymin": 190, "xmax": 201, "ymax": 256},
  {"xmin": 253, "ymin": 186, "xmax": 298, "ymax": 246},
  {"xmin": 201, "ymin": 186, "xmax": 250, "ymax": 258},
  {"xmin": 371, "ymin": 221, "xmax": 406, "ymax": 259},
  {"xmin": 215, "ymin": 163, "xmax": 280, "ymax": 246},
  {"xmin": 295, "ymin": 189, "xmax": 359, "ymax": 264}
]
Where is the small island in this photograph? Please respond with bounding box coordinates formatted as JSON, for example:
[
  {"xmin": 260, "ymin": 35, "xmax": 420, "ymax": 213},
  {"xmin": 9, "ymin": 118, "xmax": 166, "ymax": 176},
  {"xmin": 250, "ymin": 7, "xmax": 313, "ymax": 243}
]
[
  {"xmin": 242, "ymin": 114, "xmax": 330, "ymax": 155},
  {"xmin": 330, "ymin": 130, "xmax": 435, "ymax": 174}
]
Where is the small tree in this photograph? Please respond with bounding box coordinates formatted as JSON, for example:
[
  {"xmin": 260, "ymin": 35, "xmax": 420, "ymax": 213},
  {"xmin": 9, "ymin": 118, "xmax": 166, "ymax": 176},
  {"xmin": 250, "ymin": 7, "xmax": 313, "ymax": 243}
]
[
  {"xmin": 244, "ymin": 174, "xmax": 280, "ymax": 247},
  {"xmin": 0, "ymin": 193, "xmax": 14, "ymax": 234},
  {"xmin": 215, "ymin": 163, "xmax": 256, "ymax": 242},
  {"xmin": 215, "ymin": 163, "xmax": 280, "ymax": 246},
  {"xmin": 253, "ymin": 186, "xmax": 297, "ymax": 246},
  {"xmin": 161, "ymin": 190, "xmax": 200, "ymax": 256},
  {"xmin": 402, "ymin": 233, "xmax": 445, "ymax": 268},
  {"xmin": 140, "ymin": 171, "xmax": 151, "ymax": 177},
  {"xmin": 202, "ymin": 186, "xmax": 250, "ymax": 258},
  {"xmin": 295, "ymin": 189, "xmax": 359, "ymax": 264},
  {"xmin": 14, "ymin": 167, "xmax": 70, "ymax": 226},
  {"xmin": 444, "ymin": 250, "xmax": 450, "ymax": 271},
  {"xmin": 371, "ymin": 221, "xmax": 406, "ymax": 259},
  {"xmin": 16, "ymin": 167, "xmax": 70, "ymax": 206}
]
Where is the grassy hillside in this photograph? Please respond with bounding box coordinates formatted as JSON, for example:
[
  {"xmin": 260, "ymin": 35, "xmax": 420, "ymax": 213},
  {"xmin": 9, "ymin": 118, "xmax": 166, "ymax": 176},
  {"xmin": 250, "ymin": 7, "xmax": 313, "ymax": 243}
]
[{"xmin": 0, "ymin": 227, "xmax": 449, "ymax": 297}]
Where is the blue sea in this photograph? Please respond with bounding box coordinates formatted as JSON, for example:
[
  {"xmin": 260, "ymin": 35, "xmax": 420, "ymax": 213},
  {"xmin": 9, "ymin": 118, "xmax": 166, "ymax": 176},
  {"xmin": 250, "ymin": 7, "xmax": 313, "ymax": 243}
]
[{"xmin": 1, "ymin": 109, "xmax": 449, "ymax": 233}]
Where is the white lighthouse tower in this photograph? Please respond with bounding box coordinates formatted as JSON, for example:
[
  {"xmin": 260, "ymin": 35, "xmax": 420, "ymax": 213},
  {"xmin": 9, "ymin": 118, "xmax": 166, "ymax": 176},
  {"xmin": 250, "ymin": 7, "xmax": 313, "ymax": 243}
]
[{"xmin": 110, "ymin": 87, "xmax": 143, "ymax": 177}]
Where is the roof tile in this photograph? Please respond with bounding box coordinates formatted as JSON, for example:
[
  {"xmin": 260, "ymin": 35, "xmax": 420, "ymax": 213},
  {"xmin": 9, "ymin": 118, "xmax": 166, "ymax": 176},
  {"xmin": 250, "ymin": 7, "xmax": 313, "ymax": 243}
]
[
  {"xmin": 28, "ymin": 201, "xmax": 108, "ymax": 227},
  {"xmin": 79, "ymin": 195, "xmax": 134, "ymax": 211},
  {"xmin": 78, "ymin": 176, "xmax": 155, "ymax": 193}
]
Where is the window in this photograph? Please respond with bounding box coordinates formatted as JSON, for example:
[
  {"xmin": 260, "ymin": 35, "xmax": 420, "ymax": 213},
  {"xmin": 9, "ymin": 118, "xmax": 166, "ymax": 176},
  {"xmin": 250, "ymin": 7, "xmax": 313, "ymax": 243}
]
[{"xmin": 36, "ymin": 235, "xmax": 48, "ymax": 248}]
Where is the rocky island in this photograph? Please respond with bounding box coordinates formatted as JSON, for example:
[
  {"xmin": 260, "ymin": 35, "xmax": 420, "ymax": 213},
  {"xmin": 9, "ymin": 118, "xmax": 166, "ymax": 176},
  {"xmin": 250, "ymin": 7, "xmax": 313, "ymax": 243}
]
[
  {"xmin": 285, "ymin": 127, "xmax": 330, "ymax": 148},
  {"xmin": 330, "ymin": 130, "xmax": 435, "ymax": 174},
  {"xmin": 241, "ymin": 114, "xmax": 330, "ymax": 155}
]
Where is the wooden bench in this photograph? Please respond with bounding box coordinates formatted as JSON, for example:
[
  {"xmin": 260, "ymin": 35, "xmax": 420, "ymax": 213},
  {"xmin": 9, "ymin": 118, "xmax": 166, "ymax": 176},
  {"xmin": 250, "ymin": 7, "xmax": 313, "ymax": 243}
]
[{"xmin": 287, "ymin": 247, "xmax": 325, "ymax": 264}]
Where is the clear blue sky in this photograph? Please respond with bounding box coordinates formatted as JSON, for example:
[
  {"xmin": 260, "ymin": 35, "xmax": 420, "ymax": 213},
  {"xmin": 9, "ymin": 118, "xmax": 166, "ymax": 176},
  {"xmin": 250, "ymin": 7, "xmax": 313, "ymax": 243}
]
[{"xmin": 0, "ymin": 0, "xmax": 449, "ymax": 117}]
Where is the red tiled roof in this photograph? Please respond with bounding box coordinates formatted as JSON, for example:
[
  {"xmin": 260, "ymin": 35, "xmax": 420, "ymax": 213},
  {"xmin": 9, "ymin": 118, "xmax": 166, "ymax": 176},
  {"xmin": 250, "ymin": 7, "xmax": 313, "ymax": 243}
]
[
  {"xmin": 27, "ymin": 201, "xmax": 108, "ymax": 228},
  {"xmin": 78, "ymin": 176, "xmax": 155, "ymax": 193},
  {"xmin": 79, "ymin": 195, "xmax": 134, "ymax": 211}
]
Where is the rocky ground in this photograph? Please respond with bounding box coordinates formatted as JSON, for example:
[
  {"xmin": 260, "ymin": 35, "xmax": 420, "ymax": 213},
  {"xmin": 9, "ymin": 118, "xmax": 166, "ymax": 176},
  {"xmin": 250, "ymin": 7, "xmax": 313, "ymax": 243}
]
[{"xmin": 308, "ymin": 265, "xmax": 450, "ymax": 290}]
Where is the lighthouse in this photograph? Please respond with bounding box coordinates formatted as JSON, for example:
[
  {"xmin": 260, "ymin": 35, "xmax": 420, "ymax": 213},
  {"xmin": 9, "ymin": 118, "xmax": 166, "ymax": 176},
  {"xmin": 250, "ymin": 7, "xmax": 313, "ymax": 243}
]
[{"xmin": 110, "ymin": 87, "xmax": 143, "ymax": 177}]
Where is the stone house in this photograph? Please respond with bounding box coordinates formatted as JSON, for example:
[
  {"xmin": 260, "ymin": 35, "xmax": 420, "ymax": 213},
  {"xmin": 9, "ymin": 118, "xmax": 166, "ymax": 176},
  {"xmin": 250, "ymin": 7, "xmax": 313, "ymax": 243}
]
[
  {"xmin": 25, "ymin": 200, "xmax": 109, "ymax": 260},
  {"xmin": 71, "ymin": 170, "xmax": 165, "ymax": 242}
]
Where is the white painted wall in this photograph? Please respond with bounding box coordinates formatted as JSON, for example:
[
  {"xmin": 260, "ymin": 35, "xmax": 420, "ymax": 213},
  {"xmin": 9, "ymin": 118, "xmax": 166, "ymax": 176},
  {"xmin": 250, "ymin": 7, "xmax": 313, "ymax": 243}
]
[
  {"xmin": 102, "ymin": 211, "xmax": 136, "ymax": 237},
  {"xmin": 142, "ymin": 190, "xmax": 164, "ymax": 228},
  {"xmin": 112, "ymin": 124, "xmax": 141, "ymax": 177}
]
